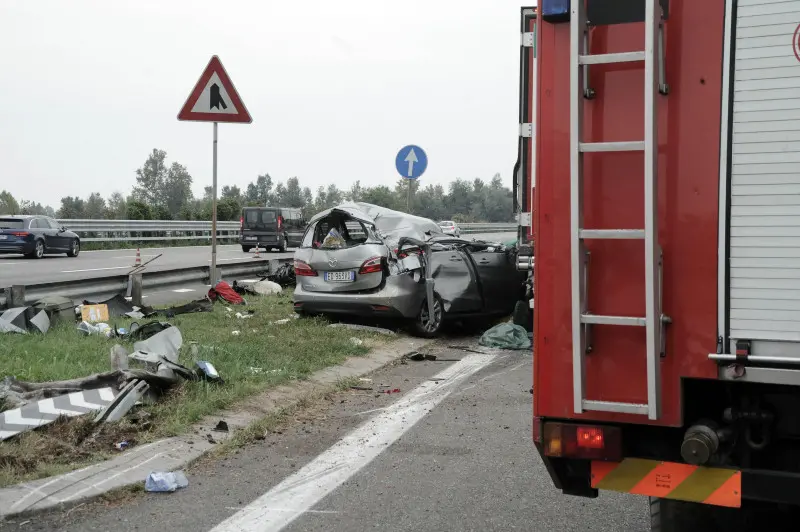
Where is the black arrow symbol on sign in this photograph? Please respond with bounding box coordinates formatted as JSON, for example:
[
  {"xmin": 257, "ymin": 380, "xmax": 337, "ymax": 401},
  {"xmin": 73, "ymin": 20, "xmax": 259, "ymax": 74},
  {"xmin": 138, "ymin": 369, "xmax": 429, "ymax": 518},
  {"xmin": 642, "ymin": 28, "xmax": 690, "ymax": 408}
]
[{"xmin": 210, "ymin": 83, "xmax": 227, "ymax": 110}]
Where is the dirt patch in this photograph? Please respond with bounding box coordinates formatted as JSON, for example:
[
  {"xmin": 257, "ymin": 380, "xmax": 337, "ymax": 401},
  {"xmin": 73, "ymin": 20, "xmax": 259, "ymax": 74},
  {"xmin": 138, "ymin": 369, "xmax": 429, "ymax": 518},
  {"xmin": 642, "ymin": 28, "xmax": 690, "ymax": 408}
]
[{"xmin": 0, "ymin": 411, "xmax": 153, "ymax": 486}]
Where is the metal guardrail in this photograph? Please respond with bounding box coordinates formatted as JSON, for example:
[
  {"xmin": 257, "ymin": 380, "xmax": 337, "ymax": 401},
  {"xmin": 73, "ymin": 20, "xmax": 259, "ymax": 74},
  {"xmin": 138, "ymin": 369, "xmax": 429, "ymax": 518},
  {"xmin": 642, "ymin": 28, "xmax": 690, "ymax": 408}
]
[
  {"xmin": 0, "ymin": 258, "xmax": 291, "ymax": 307},
  {"xmin": 55, "ymin": 219, "xmax": 517, "ymax": 243}
]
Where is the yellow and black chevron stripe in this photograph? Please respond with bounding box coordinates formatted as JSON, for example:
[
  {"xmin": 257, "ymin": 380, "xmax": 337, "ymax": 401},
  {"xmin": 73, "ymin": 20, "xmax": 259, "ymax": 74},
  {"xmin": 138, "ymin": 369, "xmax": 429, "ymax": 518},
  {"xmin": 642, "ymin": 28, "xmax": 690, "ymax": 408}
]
[{"xmin": 591, "ymin": 458, "xmax": 741, "ymax": 508}]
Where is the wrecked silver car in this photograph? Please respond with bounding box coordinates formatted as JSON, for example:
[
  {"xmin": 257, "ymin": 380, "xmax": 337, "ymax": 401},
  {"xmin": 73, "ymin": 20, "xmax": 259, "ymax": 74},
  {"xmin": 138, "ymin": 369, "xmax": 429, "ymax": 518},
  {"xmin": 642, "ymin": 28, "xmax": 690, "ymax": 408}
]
[{"xmin": 292, "ymin": 202, "xmax": 525, "ymax": 337}]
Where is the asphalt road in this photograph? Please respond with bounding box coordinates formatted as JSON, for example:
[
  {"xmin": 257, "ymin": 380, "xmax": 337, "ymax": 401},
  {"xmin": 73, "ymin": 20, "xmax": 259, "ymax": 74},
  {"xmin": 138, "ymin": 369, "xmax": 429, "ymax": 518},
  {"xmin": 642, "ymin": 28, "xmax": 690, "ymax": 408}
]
[
  {"xmin": 0, "ymin": 233, "xmax": 515, "ymax": 287},
  {"xmin": 9, "ymin": 341, "xmax": 649, "ymax": 532},
  {"xmin": 0, "ymin": 245, "xmax": 293, "ymax": 287}
]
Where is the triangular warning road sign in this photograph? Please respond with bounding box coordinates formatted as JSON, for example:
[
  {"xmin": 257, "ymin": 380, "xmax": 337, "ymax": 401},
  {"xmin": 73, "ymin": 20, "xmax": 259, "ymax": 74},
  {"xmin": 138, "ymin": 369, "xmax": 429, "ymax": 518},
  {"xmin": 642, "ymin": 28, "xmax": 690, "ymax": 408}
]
[{"xmin": 178, "ymin": 56, "xmax": 252, "ymax": 124}]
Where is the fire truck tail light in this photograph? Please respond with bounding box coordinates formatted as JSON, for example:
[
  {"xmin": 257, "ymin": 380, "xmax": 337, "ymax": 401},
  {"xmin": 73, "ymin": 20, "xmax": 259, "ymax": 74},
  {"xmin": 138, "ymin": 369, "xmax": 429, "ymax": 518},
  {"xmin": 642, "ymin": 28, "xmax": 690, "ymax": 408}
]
[{"xmin": 542, "ymin": 422, "xmax": 622, "ymax": 461}]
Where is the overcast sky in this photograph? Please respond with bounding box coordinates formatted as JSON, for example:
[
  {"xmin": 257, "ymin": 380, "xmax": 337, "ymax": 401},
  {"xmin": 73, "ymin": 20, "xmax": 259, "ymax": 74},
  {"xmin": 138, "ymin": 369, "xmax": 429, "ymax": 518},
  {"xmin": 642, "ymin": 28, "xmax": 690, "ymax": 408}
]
[{"xmin": 0, "ymin": 1, "xmax": 529, "ymax": 208}]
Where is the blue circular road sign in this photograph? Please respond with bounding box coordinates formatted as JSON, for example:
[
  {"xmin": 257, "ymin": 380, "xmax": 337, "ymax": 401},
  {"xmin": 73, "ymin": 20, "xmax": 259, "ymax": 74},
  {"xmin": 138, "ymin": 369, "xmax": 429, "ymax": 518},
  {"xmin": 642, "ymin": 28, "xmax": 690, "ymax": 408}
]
[{"xmin": 395, "ymin": 145, "xmax": 428, "ymax": 180}]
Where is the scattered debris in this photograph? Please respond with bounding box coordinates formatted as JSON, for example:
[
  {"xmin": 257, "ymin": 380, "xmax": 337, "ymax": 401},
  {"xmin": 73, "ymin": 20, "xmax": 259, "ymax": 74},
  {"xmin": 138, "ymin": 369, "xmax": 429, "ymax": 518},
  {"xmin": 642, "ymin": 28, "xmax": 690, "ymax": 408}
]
[
  {"xmin": 350, "ymin": 337, "xmax": 364, "ymax": 346},
  {"xmin": 0, "ymin": 307, "xmax": 50, "ymax": 334},
  {"xmin": 447, "ymin": 345, "xmax": 488, "ymax": 354},
  {"xmin": 0, "ymin": 387, "xmax": 117, "ymax": 441},
  {"xmin": 162, "ymin": 298, "xmax": 214, "ymax": 318},
  {"xmin": 110, "ymin": 345, "xmax": 129, "ymax": 371},
  {"xmin": 196, "ymin": 361, "xmax": 224, "ymax": 384},
  {"xmin": 264, "ymin": 262, "xmax": 296, "ymax": 287},
  {"xmin": 128, "ymin": 321, "xmax": 174, "ymax": 342},
  {"xmin": 405, "ymin": 351, "xmax": 437, "ymax": 362},
  {"xmin": 349, "ymin": 386, "xmax": 374, "ymax": 391},
  {"xmin": 115, "ymin": 441, "xmax": 130, "ymax": 451},
  {"xmin": 380, "ymin": 388, "xmax": 401, "ymax": 394},
  {"xmin": 208, "ymin": 281, "xmax": 245, "ymax": 305},
  {"xmin": 272, "ymin": 319, "xmax": 291, "ymax": 325},
  {"xmin": 81, "ymin": 304, "xmax": 110, "ymax": 323},
  {"xmin": 251, "ymin": 280, "xmax": 283, "ymax": 296},
  {"xmin": 235, "ymin": 311, "xmax": 255, "ymax": 320},
  {"xmin": 479, "ymin": 323, "xmax": 532, "ymax": 350},
  {"xmin": 145, "ymin": 471, "xmax": 189, "ymax": 493},
  {"xmin": 327, "ymin": 323, "xmax": 396, "ymax": 336},
  {"xmin": 232, "ymin": 330, "xmax": 241, "ymax": 336},
  {"xmin": 77, "ymin": 321, "xmax": 113, "ymax": 337},
  {"xmin": 213, "ymin": 420, "xmax": 229, "ymax": 432},
  {"xmin": 359, "ymin": 378, "xmax": 372, "ymax": 383},
  {"xmin": 32, "ymin": 296, "xmax": 76, "ymax": 326},
  {"xmin": 94, "ymin": 379, "xmax": 150, "ymax": 423}
]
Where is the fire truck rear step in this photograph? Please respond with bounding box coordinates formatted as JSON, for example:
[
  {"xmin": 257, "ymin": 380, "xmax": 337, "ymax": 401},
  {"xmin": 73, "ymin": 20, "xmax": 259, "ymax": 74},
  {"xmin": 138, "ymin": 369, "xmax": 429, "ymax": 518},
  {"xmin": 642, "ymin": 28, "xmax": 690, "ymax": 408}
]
[{"xmin": 570, "ymin": 0, "xmax": 668, "ymax": 421}]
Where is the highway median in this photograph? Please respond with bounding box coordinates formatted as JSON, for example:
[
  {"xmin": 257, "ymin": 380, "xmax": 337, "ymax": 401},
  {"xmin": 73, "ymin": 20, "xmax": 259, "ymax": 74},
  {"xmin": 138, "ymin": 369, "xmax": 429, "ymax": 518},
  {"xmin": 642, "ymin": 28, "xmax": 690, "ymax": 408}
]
[{"xmin": 0, "ymin": 289, "xmax": 389, "ymax": 488}]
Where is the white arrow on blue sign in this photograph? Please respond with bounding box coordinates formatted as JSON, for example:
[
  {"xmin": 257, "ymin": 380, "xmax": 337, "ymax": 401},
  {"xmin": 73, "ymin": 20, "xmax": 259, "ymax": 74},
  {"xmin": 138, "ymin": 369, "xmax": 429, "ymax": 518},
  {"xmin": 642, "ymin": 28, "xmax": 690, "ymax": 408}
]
[{"xmin": 395, "ymin": 145, "xmax": 428, "ymax": 180}]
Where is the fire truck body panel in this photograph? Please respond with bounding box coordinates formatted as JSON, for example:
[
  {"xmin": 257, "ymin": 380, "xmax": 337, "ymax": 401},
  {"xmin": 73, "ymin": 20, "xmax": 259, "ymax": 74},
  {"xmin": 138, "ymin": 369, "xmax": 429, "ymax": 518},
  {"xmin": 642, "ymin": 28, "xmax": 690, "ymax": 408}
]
[{"xmin": 533, "ymin": 0, "xmax": 724, "ymax": 428}]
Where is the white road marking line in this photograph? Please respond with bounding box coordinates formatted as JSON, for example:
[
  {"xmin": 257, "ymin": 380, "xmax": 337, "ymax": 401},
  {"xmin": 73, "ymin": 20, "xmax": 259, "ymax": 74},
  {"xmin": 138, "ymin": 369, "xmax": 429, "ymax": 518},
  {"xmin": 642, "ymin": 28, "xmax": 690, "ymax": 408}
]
[
  {"xmin": 208, "ymin": 353, "xmax": 496, "ymax": 532},
  {"xmin": 124, "ymin": 296, "xmax": 149, "ymax": 300},
  {"xmin": 172, "ymin": 288, "xmax": 195, "ymax": 293},
  {"xmin": 224, "ymin": 508, "xmax": 340, "ymax": 514},
  {"xmin": 60, "ymin": 266, "xmax": 131, "ymax": 273}
]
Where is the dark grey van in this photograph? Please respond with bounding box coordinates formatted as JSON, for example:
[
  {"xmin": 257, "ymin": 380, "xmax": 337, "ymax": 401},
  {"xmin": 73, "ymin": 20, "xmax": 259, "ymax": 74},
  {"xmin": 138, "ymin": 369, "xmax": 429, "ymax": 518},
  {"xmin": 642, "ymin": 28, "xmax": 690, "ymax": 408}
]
[{"xmin": 240, "ymin": 207, "xmax": 306, "ymax": 252}]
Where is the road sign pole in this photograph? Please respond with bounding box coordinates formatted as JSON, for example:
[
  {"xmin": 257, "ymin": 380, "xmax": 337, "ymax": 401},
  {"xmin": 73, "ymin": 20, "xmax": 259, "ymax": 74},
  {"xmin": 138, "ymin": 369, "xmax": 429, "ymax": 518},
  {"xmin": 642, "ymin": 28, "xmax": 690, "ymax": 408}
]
[
  {"xmin": 211, "ymin": 121, "xmax": 218, "ymax": 286},
  {"xmin": 407, "ymin": 179, "xmax": 411, "ymax": 212}
]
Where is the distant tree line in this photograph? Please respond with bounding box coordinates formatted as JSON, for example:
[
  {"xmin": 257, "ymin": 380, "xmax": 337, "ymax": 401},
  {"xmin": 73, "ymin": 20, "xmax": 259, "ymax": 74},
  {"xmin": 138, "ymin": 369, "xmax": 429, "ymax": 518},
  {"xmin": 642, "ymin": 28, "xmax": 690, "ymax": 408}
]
[{"xmin": 1, "ymin": 148, "xmax": 515, "ymax": 223}]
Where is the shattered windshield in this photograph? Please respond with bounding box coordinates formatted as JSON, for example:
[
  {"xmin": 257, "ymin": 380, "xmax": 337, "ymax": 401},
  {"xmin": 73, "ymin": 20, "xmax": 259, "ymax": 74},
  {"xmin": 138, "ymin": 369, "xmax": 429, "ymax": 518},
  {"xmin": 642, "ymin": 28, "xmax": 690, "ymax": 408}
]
[{"xmin": 301, "ymin": 217, "xmax": 382, "ymax": 249}]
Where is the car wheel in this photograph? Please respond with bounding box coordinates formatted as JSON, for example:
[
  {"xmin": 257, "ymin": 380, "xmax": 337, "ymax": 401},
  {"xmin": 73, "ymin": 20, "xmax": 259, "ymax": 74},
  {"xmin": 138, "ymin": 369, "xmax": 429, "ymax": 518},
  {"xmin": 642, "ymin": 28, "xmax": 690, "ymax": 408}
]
[
  {"xmin": 67, "ymin": 239, "xmax": 80, "ymax": 257},
  {"xmin": 412, "ymin": 295, "xmax": 444, "ymax": 338},
  {"xmin": 26, "ymin": 240, "xmax": 45, "ymax": 259},
  {"xmin": 242, "ymin": 245, "xmax": 253, "ymax": 253}
]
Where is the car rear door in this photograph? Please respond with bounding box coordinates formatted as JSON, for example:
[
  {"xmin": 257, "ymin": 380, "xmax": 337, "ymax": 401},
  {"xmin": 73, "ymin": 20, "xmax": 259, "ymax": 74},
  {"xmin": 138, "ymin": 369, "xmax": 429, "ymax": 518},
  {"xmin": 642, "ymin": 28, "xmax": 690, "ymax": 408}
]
[
  {"xmin": 33, "ymin": 217, "xmax": 59, "ymax": 250},
  {"xmin": 467, "ymin": 247, "xmax": 523, "ymax": 314},
  {"xmin": 427, "ymin": 247, "xmax": 482, "ymax": 313},
  {"xmin": 242, "ymin": 209, "xmax": 279, "ymax": 247}
]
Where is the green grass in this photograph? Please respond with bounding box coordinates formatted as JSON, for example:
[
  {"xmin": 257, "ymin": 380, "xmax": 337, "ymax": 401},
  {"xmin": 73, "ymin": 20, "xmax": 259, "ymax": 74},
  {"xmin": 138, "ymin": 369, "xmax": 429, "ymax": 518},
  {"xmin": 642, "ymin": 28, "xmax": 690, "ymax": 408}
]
[{"xmin": 0, "ymin": 291, "xmax": 388, "ymax": 487}]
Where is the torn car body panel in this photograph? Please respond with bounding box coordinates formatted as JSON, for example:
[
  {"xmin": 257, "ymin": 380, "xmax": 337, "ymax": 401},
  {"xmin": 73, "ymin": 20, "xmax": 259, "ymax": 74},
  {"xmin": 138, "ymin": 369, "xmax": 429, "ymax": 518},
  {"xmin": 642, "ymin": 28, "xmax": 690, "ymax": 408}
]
[{"xmin": 294, "ymin": 203, "xmax": 525, "ymax": 332}]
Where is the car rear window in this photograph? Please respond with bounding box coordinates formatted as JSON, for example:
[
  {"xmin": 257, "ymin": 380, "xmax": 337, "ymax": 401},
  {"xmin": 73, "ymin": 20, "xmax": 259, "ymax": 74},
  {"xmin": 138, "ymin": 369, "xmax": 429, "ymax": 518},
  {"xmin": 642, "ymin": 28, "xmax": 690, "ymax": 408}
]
[
  {"xmin": 244, "ymin": 210, "xmax": 277, "ymax": 224},
  {"xmin": 0, "ymin": 218, "xmax": 24, "ymax": 229}
]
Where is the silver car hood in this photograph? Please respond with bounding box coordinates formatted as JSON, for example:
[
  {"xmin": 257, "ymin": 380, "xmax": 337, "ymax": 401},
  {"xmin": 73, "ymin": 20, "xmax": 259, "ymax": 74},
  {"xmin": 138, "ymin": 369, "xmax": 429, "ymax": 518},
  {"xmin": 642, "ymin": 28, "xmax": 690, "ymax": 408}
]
[{"xmin": 308, "ymin": 202, "xmax": 444, "ymax": 250}]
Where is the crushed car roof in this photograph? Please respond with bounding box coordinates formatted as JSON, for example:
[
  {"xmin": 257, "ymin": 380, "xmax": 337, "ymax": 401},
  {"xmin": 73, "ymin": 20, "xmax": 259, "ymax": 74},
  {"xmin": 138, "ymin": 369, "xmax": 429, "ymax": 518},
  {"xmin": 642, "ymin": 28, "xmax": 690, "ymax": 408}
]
[{"xmin": 308, "ymin": 202, "xmax": 444, "ymax": 249}]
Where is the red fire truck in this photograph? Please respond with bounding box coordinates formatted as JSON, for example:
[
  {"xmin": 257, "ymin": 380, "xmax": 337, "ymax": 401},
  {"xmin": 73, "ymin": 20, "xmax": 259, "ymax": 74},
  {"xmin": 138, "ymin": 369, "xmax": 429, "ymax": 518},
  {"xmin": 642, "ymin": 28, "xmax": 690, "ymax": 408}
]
[{"xmin": 517, "ymin": 0, "xmax": 800, "ymax": 528}]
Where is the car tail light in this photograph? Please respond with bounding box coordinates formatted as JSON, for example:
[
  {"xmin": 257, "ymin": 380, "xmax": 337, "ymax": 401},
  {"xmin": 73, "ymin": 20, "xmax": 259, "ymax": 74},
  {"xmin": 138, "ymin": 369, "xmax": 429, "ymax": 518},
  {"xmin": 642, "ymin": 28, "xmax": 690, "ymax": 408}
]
[
  {"xmin": 542, "ymin": 422, "xmax": 622, "ymax": 461},
  {"xmin": 294, "ymin": 259, "xmax": 317, "ymax": 277},
  {"xmin": 277, "ymin": 216, "xmax": 283, "ymax": 230},
  {"xmin": 359, "ymin": 257, "xmax": 383, "ymax": 274},
  {"xmin": 240, "ymin": 217, "xmax": 243, "ymax": 230},
  {"xmin": 395, "ymin": 247, "xmax": 421, "ymax": 259},
  {"xmin": 9, "ymin": 231, "xmax": 29, "ymax": 237}
]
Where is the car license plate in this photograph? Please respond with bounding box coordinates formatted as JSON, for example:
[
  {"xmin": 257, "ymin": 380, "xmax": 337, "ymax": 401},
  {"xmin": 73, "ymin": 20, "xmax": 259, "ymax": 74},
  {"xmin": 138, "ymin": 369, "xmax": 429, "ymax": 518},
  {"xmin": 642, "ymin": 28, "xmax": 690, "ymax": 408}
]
[
  {"xmin": 0, "ymin": 235, "xmax": 7, "ymax": 240},
  {"xmin": 325, "ymin": 271, "xmax": 355, "ymax": 283},
  {"xmin": 399, "ymin": 255, "xmax": 421, "ymax": 271},
  {"xmin": 246, "ymin": 236, "xmax": 257, "ymax": 240}
]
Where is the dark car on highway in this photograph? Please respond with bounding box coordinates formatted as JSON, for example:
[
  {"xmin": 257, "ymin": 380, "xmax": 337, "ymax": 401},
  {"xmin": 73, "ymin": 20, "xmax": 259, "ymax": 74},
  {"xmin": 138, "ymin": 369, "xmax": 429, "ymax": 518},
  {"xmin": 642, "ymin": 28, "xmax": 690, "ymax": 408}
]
[
  {"xmin": 0, "ymin": 215, "xmax": 81, "ymax": 259},
  {"xmin": 240, "ymin": 207, "xmax": 305, "ymax": 253}
]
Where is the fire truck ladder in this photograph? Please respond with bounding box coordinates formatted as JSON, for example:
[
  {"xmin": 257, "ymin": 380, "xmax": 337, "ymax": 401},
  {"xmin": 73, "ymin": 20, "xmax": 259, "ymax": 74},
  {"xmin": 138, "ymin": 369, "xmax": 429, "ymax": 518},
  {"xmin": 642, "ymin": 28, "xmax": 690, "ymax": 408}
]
[{"xmin": 570, "ymin": 0, "xmax": 669, "ymax": 421}]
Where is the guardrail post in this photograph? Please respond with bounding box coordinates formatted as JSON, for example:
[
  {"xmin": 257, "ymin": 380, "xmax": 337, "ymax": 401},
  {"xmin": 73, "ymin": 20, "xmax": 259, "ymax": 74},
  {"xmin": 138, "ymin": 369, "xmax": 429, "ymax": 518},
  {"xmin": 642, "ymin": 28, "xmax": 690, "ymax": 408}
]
[
  {"xmin": 130, "ymin": 273, "xmax": 144, "ymax": 307},
  {"xmin": 9, "ymin": 285, "xmax": 26, "ymax": 307}
]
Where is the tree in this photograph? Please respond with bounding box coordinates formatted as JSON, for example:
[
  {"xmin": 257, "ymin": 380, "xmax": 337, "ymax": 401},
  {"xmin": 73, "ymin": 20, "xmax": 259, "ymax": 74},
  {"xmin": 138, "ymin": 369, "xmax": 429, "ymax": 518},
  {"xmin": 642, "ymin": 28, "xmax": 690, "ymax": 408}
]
[
  {"xmin": 217, "ymin": 197, "xmax": 241, "ymax": 221},
  {"xmin": 127, "ymin": 200, "xmax": 152, "ymax": 220},
  {"xmin": 85, "ymin": 193, "xmax": 107, "ymax": 219},
  {"xmin": 245, "ymin": 174, "xmax": 273, "ymax": 206},
  {"xmin": 221, "ymin": 185, "xmax": 242, "ymax": 201},
  {"xmin": 133, "ymin": 149, "xmax": 169, "ymax": 207},
  {"xmin": 360, "ymin": 186, "xmax": 397, "ymax": 210},
  {"xmin": 164, "ymin": 162, "xmax": 193, "ymax": 218},
  {"xmin": 284, "ymin": 177, "xmax": 304, "ymax": 208},
  {"xmin": 0, "ymin": 190, "xmax": 20, "ymax": 214},
  {"xmin": 106, "ymin": 192, "xmax": 128, "ymax": 219},
  {"xmin": 18, "ymin": 199, "xmax": 50, "ymax": 216},
  {"xmin": 58, "ymin": 196, "xmax": 86, "ymax": 219},
  {"xmin": 347, "ymin": 181, "xmax": 363, "ymax": 202}
]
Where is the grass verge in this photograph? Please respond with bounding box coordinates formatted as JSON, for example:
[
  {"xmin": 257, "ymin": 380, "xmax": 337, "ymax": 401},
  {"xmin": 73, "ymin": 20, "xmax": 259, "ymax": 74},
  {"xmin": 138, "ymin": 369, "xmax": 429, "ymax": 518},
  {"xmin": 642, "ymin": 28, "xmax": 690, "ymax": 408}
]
[{"xmin": 0, "ymin": 290, "xmax": 388, "ymax": 487}]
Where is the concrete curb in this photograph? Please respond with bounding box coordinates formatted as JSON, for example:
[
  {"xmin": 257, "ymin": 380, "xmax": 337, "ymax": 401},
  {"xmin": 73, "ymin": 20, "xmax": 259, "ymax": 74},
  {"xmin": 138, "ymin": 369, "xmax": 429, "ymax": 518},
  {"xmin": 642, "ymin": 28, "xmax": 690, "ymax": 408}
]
[{"xmin": 0, "ymin": 336, "xmax": 432, "ymax": 520}]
